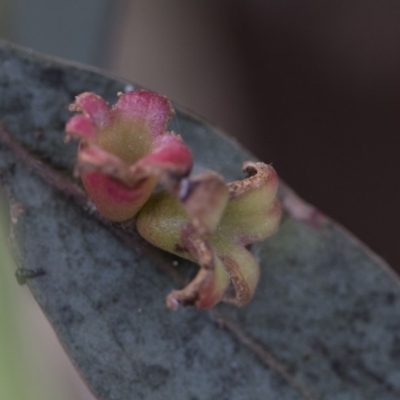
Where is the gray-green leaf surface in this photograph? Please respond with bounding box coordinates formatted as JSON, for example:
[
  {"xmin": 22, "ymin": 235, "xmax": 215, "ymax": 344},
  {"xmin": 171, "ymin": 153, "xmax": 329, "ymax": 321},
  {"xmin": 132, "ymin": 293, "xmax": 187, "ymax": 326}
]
[{"xmin": 0, "ymin": 40, "xmax": 399, "ymax": 400}]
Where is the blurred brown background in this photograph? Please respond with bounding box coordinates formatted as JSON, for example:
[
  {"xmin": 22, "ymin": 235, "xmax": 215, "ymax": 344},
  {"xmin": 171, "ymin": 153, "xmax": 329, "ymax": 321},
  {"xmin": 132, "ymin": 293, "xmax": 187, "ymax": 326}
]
[{"xmin": 1, "ymin": 0, "xmax": 399, "ymax": 269}]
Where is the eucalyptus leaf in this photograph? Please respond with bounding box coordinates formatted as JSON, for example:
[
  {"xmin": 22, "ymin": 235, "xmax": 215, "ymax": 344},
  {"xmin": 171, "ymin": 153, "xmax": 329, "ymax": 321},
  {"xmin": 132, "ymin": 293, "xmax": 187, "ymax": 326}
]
[{"xmin": 0, "ymin": 40, "xmax": 399, "ymax": 400}]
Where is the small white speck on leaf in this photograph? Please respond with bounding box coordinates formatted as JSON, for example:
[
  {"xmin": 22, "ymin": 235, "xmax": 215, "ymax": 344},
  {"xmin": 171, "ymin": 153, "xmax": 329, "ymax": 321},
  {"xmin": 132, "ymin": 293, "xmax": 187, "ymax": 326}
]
[{"xmin": 124, "ymin": 84, "xmax": 135, "ymax": 92}]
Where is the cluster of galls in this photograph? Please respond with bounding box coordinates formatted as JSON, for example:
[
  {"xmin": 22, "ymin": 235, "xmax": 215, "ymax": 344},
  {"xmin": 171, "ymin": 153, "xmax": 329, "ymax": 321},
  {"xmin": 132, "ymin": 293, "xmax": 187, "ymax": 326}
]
[{"xmin": 66, "ymin": 89, "xmax": 281, "ymax": 310}]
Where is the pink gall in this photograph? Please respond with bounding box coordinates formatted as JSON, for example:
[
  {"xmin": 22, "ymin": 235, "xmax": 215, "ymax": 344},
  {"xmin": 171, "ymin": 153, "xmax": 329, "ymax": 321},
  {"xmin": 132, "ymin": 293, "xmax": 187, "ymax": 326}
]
[
  {"xmin": 136, "ymin": 162, "xmax": 281, "ymax": 310},
  {"xmin": 66, "ymin": 90, "xmax": 193, "ymax": 221}
]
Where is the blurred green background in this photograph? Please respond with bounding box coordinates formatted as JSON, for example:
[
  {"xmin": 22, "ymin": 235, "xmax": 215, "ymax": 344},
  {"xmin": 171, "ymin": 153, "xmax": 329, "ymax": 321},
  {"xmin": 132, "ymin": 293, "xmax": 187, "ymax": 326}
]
[
  {"xmin": 0, "ymin": 190, "xmax": 96, "ymax": 399},
  {"xmin": 1, "ymin": 1, "xmax": 400, "ymax": 399}
]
